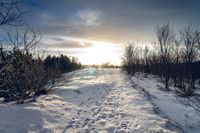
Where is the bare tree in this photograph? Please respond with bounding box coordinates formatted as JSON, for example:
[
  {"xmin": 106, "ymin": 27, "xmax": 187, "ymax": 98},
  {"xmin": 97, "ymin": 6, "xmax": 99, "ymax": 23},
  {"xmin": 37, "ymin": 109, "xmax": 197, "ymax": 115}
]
[
  {"xmin": 0, "ymin": 0, "xmax": 24, "ymax": 26},
  {"xmin": 0, "ymin": 0, "xmax": 25, "ymax": 83},
  {"xmin": 122, "ymin": 43, "xmax": 138, "ymax": 74},
  {"xmin": 143, "ymin": 46, "xmax": 150, "ymax": 77},
  {"xmin": 6, "ymin": 25, "xmax": 42, "ymax": 50},
  {"xmin": 179, "ymin": 25, "xmax": 200, "ymax": 96},
  {"xmin": 171, "ymin": 39, "xmax": 182, "ymax": 87},
  {"xmin": 155, "ymin": 23, "xmax": 175, "ymax": 90},
  {"xmin": 0, "ymin": 25, "xmax": 41, "ymax": 73},
  {"xmin": 181, "ymin": 25, "xmax": 200, "ymax": 65}
]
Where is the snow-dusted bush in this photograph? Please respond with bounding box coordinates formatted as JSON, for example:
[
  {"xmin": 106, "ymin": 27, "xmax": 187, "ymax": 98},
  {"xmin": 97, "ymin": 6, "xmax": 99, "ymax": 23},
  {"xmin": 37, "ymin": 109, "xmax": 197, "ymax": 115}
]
[
  {"xmin": 0, "ymin": 49, "xmax": 45, "ymax": 102},
  {"xmin": 0, "ymin": 48, "xmax": 81, "ymax": 103}
]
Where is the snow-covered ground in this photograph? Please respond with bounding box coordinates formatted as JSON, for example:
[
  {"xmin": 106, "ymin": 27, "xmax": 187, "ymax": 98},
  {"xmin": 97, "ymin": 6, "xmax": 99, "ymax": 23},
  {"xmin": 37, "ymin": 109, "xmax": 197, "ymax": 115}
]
[
  {"xmin": 0, "ymin": 68, "xmax": 183, "ymax": 133},
  {"xmin": 131, "ymin": 74, "xmax": 200, "ymax": 133}
]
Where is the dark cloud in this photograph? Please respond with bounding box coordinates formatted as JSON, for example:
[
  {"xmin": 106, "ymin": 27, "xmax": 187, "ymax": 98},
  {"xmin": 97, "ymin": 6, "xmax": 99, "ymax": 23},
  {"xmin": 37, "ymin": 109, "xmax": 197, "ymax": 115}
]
[{"xmin": 21, "ymin": 0, "xmax": 200, "ymax": 44}]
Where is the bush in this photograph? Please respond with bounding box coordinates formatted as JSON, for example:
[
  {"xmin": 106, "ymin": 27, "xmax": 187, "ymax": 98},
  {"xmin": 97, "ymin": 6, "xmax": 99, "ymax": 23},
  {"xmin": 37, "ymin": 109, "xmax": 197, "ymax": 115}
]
[{"xmin": 0, "ymin": 48, "xmax": 81, "ymax": 103}]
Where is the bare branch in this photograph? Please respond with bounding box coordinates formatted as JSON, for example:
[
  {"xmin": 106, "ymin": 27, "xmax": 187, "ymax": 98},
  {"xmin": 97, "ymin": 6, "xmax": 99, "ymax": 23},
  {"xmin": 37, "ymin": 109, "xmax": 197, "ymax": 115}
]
[{"xmin": 0, "ymin": 0, "xmax": 25, "ymax": 26}]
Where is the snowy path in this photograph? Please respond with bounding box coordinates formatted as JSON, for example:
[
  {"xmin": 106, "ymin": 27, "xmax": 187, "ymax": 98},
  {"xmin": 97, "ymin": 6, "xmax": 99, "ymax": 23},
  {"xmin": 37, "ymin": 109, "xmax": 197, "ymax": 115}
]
[{"xmin": 0, "ymin": 68, "xmax": 180, "ymax": 133}]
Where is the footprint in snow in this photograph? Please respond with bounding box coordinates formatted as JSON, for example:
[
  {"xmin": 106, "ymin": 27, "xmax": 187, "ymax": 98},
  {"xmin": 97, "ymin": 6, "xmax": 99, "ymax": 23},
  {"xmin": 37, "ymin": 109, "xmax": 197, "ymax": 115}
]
[{"xmin": 99, "ymin": 121, "xmax": 106, "ymax": 126}]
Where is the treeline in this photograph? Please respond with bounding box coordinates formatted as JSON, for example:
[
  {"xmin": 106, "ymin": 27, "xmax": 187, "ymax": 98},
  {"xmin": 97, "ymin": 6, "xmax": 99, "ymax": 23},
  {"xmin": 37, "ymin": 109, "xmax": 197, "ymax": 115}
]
[
  {"xmin": 91, "ymin": 62, "xmax": 119, "ymax": 68},
  {"xmin": 0, "ymin": 46, "xmax": 81, "ymax": 103},
  {"xmin": 45, "ymin": 55, "xmax": 81, "ymax": 78},
  {"xmin": 122, "ymin": 23, "xmax": 200, "ymax": 97}
]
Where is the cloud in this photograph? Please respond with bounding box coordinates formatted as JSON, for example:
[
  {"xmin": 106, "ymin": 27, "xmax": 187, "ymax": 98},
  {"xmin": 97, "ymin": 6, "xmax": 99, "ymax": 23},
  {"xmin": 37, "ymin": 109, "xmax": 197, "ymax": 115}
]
[
  {"xmin": 40, "ymin": 36, "xmax": 94, "ymax": 49},
  {"xmin": 72, "ymin": 9, "xmax": 102, "ymax": 27}
]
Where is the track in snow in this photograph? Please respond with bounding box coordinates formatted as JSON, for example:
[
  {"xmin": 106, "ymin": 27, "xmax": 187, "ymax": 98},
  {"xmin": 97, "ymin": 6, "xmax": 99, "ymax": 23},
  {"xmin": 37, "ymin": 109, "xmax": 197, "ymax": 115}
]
[{"xmin": 0, "ymin": 68, "xmax": 181, "ymax": 133}]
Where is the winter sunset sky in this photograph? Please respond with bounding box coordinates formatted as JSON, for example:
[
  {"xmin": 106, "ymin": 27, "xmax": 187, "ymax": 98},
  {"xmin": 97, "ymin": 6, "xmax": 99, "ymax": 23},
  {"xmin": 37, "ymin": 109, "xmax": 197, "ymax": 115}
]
[{"xmin": 22, "ymin": 0, "xmax": 200, "ymax": 65}]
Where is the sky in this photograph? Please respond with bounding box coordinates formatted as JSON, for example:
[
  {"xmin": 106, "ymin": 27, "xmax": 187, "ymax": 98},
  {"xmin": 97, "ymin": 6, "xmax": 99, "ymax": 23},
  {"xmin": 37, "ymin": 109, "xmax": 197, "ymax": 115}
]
[{"xmin": 21, "ymin": 0, "xmax": 200, "ymax": 65}]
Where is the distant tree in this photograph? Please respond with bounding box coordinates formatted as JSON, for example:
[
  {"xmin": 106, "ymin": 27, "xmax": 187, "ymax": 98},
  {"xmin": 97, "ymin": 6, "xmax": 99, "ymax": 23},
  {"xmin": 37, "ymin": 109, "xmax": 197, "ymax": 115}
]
[
  {"xmin": 122, "ymin": 44, "xmax": 138, "ymax": 74},
  {"xmin": 44, "ymin": 55, "xmax": 81, "ymax": 88},
  {"xmin": 155, "ymin": 23, "xmax": 175, "ymax": 90},
  {"xmin": 171, "ymin": 39, "xmax": 182, "ymax": 87},
  {"xmin": 101, "ymin": 62, "xmax": 116, "ymax": 68},
  {"xmin": 143, "ymin": 46, "xmax": 150, "ymax": 77},
  {"xmin": 178, "ymin": 25, "xmax": 200, "ymax": 96}
]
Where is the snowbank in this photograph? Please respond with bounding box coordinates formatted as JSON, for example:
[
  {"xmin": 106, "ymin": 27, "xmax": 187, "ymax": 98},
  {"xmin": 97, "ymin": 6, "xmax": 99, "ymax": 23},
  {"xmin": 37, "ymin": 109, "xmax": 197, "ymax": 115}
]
[{"xmin": 131, "ymin": 74, "xmax": 200, "ymax": 133}]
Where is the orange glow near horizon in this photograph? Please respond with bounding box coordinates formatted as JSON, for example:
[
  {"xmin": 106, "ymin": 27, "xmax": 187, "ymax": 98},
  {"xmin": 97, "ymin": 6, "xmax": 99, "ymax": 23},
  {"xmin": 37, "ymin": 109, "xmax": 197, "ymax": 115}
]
[
  {"xmin": 78, "ymin": 43, "xmax": 122, "ymax": 65},
  {"xmin": 47, "ymin": 36, "xmax": 123, "ymax": 65}
]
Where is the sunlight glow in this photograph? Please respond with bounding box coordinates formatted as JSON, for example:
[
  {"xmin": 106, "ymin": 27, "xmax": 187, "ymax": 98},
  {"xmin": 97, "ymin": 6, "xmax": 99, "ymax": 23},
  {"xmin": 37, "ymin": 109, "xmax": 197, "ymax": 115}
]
[
  {"xmin": 48, "ymin": 36, "xmax": 123, "ymax": 65},
  {"xmin": 81, "ymin": 44, "xmax": 114, "ymax": 65}
]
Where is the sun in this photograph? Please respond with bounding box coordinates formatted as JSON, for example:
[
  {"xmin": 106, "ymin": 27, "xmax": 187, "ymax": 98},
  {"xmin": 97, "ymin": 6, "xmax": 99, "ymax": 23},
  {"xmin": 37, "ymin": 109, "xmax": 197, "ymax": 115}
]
[
  {"xmin": 79, "ymin": 42, "xmax": 119, "ymax": 65},
  {"xmin": 54, "ymin": 36, "xmax": 122, "ymax": 65}
]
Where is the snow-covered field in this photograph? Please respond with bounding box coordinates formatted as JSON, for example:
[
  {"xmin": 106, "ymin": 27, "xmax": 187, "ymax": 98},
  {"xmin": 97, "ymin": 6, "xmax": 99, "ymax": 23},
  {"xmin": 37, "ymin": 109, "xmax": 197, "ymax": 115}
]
[
  {"xmin": 131, "ymin": 74, "xmax": 200, "ymax": 133},
  {"xmin": 0, "ymin": 68, "xmax": 194, "ymax": 133}
]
